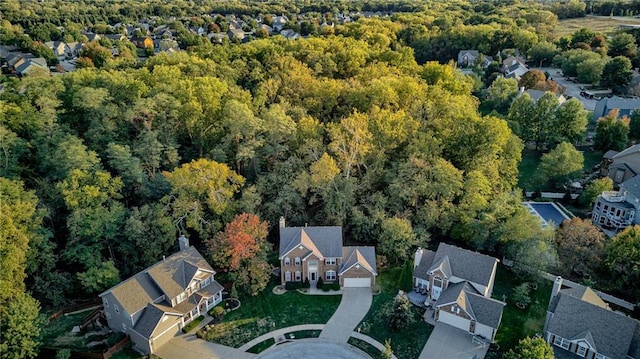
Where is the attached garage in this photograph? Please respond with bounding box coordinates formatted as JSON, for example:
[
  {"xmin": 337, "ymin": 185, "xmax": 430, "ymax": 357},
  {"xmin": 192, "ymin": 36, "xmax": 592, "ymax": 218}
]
[
  {"xmin": 438, "ymin": 310, "xmax": 471, "ymax": 332},
  {"xmin": 343, "ymin": 278, "xmax": 371, "ymax": 287}
]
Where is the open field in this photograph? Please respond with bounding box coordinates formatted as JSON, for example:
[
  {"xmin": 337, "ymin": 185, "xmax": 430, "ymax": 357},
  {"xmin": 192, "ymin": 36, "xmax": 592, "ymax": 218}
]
[{"xmin": 555, "ymin": 15, "xmax": 640, "ymax": 37}]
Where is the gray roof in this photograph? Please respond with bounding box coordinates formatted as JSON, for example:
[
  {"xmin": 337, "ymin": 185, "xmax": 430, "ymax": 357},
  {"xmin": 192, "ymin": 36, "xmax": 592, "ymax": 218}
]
[
  {"xmin": 613, "ymin": 144, "xmax": 640, "ymax": 159},
  {"xmin": 621, "ymin": 175, "xmax": 640, "ymax": 199},
  {"xmin": 339, "ymin": 246, "xmax": 377, "ymax": 275},
  {"xmin": 413, "ymin": 249, "xmax": 436, "ymax": 280},
  {"xmin": 133, "ymin": 304, "xmax": 166, "ymax": 338},
  {"xmin": 421, "ymin": 243, "xmax": 498, "ymax": 287},
  {"xmin": 604, "ymin": 149, "xmax": 620, "ymax": 159},
  {"xmin": 435, "ymin": 281, "xmax": 505, "ymax": 329},
  {"xmin": 146, "ymin": 246, "xmax": 214, "ymax": 299},
  {"xmin": 600, "ymin": 96, "xmax": 640, "ymax": 112},
  {"xmin": 279, "ymin": 226, "xmax": 343, "ymax": 259},
  {"xmin": 547, "ymin": 292, "xmax": 637, "ymax": 359}
]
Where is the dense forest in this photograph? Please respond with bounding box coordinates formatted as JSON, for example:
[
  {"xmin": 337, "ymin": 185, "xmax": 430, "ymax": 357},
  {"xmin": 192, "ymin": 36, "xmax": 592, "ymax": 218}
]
[{"xmin": 3, "ymin": 0, "xmax": 640, "ymax": 358}]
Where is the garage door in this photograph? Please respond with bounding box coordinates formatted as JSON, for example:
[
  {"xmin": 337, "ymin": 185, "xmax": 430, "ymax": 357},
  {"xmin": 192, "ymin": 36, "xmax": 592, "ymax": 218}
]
[{"xmin": 344, "ymin": 278, "xmax": 370, "ymax": 287}]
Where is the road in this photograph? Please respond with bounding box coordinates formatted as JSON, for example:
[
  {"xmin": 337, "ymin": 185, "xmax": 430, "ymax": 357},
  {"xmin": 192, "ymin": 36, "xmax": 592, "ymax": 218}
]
[{"xmin": 538, "ymin": 67, "xmax": 597, "ymax": 111}]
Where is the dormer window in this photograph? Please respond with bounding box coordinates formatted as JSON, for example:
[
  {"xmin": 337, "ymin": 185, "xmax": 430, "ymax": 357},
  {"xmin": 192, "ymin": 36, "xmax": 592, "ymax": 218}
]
[
  {"xmin": 284, "ymin": 257, "xmax": 291, "ymax": 266},
  {"xmin": 295, "ymin": 257, "xmax": 301, "ymax": 266}
]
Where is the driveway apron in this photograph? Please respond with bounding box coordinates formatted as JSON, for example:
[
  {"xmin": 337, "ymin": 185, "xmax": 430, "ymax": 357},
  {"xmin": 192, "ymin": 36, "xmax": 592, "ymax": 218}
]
[
  {"xmin": 155, "ymin": 333, "xmax": 256, "ymax": 359},
  {"xmin": 319, "ymin": 287, "xmax": 372, "ymax": 343},
  {"xmin": 419, "ymin": 323, "xmax": 489, "ymax": 359}
]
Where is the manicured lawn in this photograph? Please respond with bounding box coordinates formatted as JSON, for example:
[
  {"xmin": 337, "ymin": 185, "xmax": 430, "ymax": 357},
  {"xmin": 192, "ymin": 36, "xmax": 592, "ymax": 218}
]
[
  {"xmin": 518, "ymin": 149, "xmax": 543, "ymax": 191},
  {"xmin": 583, "ymin": 150, "xmax": 603, "ymax": 172},
  {"xmin": 491, "ymin": 265, "xmax": 552, "ymax": 353},
  {"xmin": 356, "ymin": 267, "xmax": 432, "ymax": 359},
  {"xmin": 203, "ymin": 283, "xmax": 341, "ymax": 348}
]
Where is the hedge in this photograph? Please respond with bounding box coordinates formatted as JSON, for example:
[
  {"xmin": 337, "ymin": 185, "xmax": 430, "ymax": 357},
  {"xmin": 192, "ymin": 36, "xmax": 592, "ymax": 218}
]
[{"xmin": 182, "ymin": 315, "xmax": 204, "ymax": 333}]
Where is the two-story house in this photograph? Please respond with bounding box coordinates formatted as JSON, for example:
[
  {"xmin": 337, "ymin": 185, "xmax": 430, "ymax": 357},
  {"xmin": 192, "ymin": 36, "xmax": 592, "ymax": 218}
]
[
  {"xmin": 99, "ymin": 236, "xmax": 223, "ymax": 354},
  {"xmin": 544, "ymin": 277, "xmax": 640, "ymax": 359},
  {"xmin": 278, "ymin": 218, "xmax": 377, "ymax": 288},
  {"xmin": 603, "ymin": 144, "xmax": 640, "ymax": 186},
  {"xmin": 413, "ymin": 243, "xmax": 505, "ymax": 341},
  {"xmin": 591, "ymin": 175, "xmax": 640, "ymax": 231}
]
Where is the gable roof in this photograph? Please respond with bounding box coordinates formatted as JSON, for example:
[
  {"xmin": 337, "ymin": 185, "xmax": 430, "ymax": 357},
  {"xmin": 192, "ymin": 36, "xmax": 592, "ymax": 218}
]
[
  {"xmin": 620, "ymin": 175, "xmax": 640, "ymax": 198},
  {"xmin": 421, "ymin": 243, "xmax": 498, "ymax": 287},
  {"xmin": 413, "ymin": 249, "xmax": 436, "ymax": 280},
  {"xmin": 132, "ymin": 304, "xmax": 180, "ymax": 338},
  {"xmin": 279, "ymin": 226, "xmax": 343, "ymax": 259},
  {"xmin": 547, "ymin": 292, "xmax": 637, "ymax": 359},
  {"xmin": 339, "ymin": 246, "xmax": 377, "ymax": 275},
  {"xmin": 100, "ymin": 246, "xmax": 215, "ymax": 313},
  {"xmin": 435, "ymin": 281, "xmax": 505, "ymax": 329}
]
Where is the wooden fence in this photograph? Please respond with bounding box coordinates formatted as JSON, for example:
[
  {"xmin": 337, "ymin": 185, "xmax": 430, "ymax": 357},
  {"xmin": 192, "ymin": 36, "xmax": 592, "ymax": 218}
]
[
  {"xmin": 73, "ymin": 335, "xmax": 130, "ymax": 359},
  {"xmin": 48, "ymin": 299, "xmax": 102, "ymax": 322}
]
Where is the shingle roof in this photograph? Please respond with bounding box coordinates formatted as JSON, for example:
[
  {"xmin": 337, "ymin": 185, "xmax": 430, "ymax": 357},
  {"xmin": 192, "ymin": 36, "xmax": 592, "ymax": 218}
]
[
  {"xmin": 427, "ymin": 243, "xmax": 498, "ymax": 287},
  {"xmin": 547, "ymin": 293, "xmax": 637, "ymax": 359},
  {"xmin": 146, "ymin": 246, "xmax": 214, "ymax": 299},
  {"xmin": 279, "ymin": 226, "xmax": 343, "ymax": 259},
  {"xmin": 613, "ymin": 144, "xmax": 640, "ymax": 159},
  {"xmin": 103, "ymin": 271, "xmax": 163, "ymax": 315},
  {"xmin": 413, "ymin": 249, "xmax": 436, "ymax": 280},
  {"xmin": 339, "ymin": 246, "xmax": 377, "ymax": 275},
  {"xmin": 434, "ymin": 281, "xmax": 505, "ymax": 329},
  {"xmin": 133, "ymin": 304, "xmax": 166, "ymax": 338},
  {"xmin": 601, "ymin": 96, "xmax": 640, "ymax": 112},
  {"xmin": 620, "ymin": 175, "xmax": 640, "ymax": 199}
]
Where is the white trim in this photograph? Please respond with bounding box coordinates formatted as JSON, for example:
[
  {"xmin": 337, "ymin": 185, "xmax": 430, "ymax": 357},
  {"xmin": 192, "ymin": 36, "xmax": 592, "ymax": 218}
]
[
  {"xmin": 279, "ymin": 243, "xmax": 311, "ymax": 259},
  {"xmin": 339, "ymin": 261, "xmax": 376, "ymax": 276},
  {"xmin": 325, "ymin": 270, "xmax": 336, "ymax": 281}
]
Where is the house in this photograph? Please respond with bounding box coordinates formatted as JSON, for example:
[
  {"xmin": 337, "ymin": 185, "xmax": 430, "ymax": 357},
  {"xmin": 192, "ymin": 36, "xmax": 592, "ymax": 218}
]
[
  {"xmin": 524, "ymin": 89, "xmax": 567, "ymax": 105},
  {"xmin": 227, "ymin": 29, "xmax": 247, "ymax": 42},
  {"xmin": 278, "ymin": 218, "xmax": 377, "ymax": 288},
  {"xmin": 130, "ymin": 36, "xmax": 154, "ymax": 49},
  {"xmin": 604, "ymin": 144, "xmax": 640, "ymax": 185},
  {"xmin": 83, "ymin": 32, "xmax": 102, "ymax": 42},
  {"xmin": 15, "ymin": 57, "xmax": 48, "ymax": 76},
  {"xmin": 413, "ymin": 243, "xmax": 505, "ymax": 341},
  {"xmin": 593, "ymin": 96, "xmax": 640, "ymax": 121},
  {"xmin": 99, "ymin": 236, "xmax": 223, "ymax": 354},
  {"xmin": 502, "ymin": 55, "xmax": 528, "ymax": 81},
  {"xmin": 544, "ymin": 277, "xmax": 640, "ymax": 359},
  {"xmin": 457, "ymin": 50, "xmax": 480, "ymax": 68},
  {"xmin": 45, "ymin": 41, "xmax": 68, "ymax": 58},
  {"xmin": 153, "ymin": 38, "xmax": 180, "ymax": 53},
  {"xmin": 272, "ymin": 15, "xmax": 289, "ymax": 32},
  {"xmin": 591, "ymin": 175, "xmax": 640, "ymax": 231},
  {"xmin": 66, "ymin": 42, "xmax": 83, "ymax": 58},
  {"xmin": 105, "ymin": 33, "xmax": 127, "ymax": 42},
  {"xmin": 279, "ymin": 29, "xmax": 300, "ymax": 40}
]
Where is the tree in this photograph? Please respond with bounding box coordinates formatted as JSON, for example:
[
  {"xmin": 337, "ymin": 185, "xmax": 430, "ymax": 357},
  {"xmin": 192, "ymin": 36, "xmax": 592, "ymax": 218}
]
[
  {"xmin": 487, "ymin": 77, "xmax": 519, "ymax": 113},
  {"xmin": 385, "ymin": 294, "xmax": 415, "ymax": 331},
  {"xmin": 606, "ymin": 226, "xmax": 640, "ymax": 302},
  {"xmin": 601, "ymin": 56, "xmax": 633, "ymax": 92},
  {"xmin": 503, "ymin": 337, "xmax": 555, "ymax": 359},
  {"xmin": 0, "ymin": 292, "xmax": 45, "ymax": 359},
  {"xmin": 528, "ymin": 41, "xmax": 558, "ymax": 67},
  {"xmin": 554, "ymin": 98, "xmax": 588, "ymax": 144},
  {"xmin": 630, "ymin": 110, "xmax": 640, "ymax": 140},
  {"xmin": 538, "ymin": 142, "xmax": 584, "ymax": 187},
  {"xmin": 206, "ymin": 213, "xmax": 271, "ymax": 296},
  {"xmin": 580, "ymin": 177, "xmax": 613, "ymax": 207},
  {"xmin": 555, "ymin": 218, "xmax": 605, "ymax": 277},
  {"xmin": 608, "ymin": 33, "xmax": 637, "ymax": 58},
  {"xmin": 164, "ymin": 159, "xmax": 244, "ymax": 235},
  {"xmin": 512, "ymin": 282, "xmax": 531, "ymax": 307},
  {"xmin": 594, "ymin": 110, "xmax": 629, "ymax": 152},
  {"xmin": 519, "ymin": 69, "xmax": 546, "ymax": 90},
  {"xmin": 576, "ymin": 58, "xmax": 605, "ymax": 85},
  {"xmin": 378, "ymin": 217, "xmax": 418, "ymax": 264},
  {"xmin": 381, "ymin": 339, "xmax": 393, "ymax": 359},
  {"xmin": 76, "ymin": 261, "xmax": 120, "ymax": 294}
]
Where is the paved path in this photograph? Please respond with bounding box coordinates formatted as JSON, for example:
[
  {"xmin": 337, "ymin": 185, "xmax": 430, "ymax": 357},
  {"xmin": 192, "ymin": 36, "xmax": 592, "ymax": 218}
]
[
  {"xmin": 320, "ymin": 287, "xmax": 372, "ymax": 343},
  {"xmin": 419, "ymin": 323, "xmax": 488, "ymax": 359},
  {"xmin": 156, "ymin": 333, "xmax": 256, "ymax": 359},
  {"xmin": 239, "ymin": 324, "xmax": 324, "ymax": 351},
  {"xmin": 256, "ymin": 338, "xmax": 370, "ymax": 359}
]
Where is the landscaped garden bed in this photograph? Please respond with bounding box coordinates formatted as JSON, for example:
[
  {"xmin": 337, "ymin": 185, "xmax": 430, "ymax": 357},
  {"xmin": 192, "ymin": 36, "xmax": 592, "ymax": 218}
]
[
  {"xmin": 203, "ymin": 282, "xmax": 341, "ymax": 348},
  {"xmin": 347, "ymin": 337, "xmax": 382, "ymax": 359},
  {"xmin": 246, "ymin": 338, "xmax": 276, "ymax": 354}
]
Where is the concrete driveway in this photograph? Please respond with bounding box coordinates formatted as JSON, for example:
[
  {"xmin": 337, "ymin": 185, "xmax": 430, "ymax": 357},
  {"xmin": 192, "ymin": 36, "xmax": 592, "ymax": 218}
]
[
  {"xmin": 257, "ymin": 339, "xmax": 370, "ymax": 359},
  {"xmin": 419, "ymin": 323, "xmax": 489, "ymax": 359},
  {"xmin": 319, "ymin": 287, "xmax": 372, "ymax": 343},
  {"xmin": 156, "ymin": 333, "xmax": 256, "ymax": 359},
  {"xmin": 539, "ymin": 67, "xmax": 597, "ymax": 111}
]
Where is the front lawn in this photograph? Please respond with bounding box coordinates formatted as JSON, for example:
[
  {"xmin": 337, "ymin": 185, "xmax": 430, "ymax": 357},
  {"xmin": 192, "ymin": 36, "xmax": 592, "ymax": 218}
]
[
  {"xmin": 203, "ymin": 283, "xmax": 341, "ymax": 348},
  {"xmin": 356, "ymin": 267, "xmax": 432, "ymax": 359},
  {"xmin": 491, "ymin": 265, "xmax": 552, "ymax": 353}
]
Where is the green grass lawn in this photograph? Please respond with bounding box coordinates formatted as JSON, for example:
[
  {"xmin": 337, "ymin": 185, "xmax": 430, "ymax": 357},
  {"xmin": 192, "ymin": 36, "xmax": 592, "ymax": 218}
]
[
  {"xmin": 491, "ymin": 265, "xmax": 552, "ymax": 353},
  {"xmin": 348, "ymin": 337, "xmax": 384, "ymax": 359},
  {"xmin": 357, "ymin": 267, "xmax": 432, "ymax": 359},
  {"xmin": 518, "ymin": 149, "xmax": 603, "ymax": 192},
  {"xmin": 41, "ymin": 309, "xmax": 94, "ymax": 349},
  {"xmin": 203, "ymin": 283, "xmax": 341, "ymax": 348}
]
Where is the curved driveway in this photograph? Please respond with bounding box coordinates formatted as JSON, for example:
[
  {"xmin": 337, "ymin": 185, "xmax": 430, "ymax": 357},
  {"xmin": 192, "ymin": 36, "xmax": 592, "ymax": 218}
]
[
  {"xmin": 320, "ymin": 287, "xmax": 373, "ymax": 343},
  {"xmin": 257, "ymin": 339, "xmax": 370, "ymax": 359}
]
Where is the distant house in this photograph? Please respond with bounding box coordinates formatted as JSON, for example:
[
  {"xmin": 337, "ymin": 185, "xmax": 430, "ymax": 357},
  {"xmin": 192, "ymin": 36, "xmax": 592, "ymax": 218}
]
[
  {"xmin": 272, "ymin": 15, "xmax": 289, "ymax": 32},
  {"xmin": 278, "ymin": 218, "xmax": 377, "ymax": 288},
  {"xmin": 105, "ymin": 33, "xmax": 127, "ymax": 42},
  {"xmin": 130, "ymin": 36, "xmax": 154, "ymax": 49},
  {"xmin": 503, "ymin": 55, "xmax": 528, "ymax": 81},
  {"xmin": 457, "ymin": 50, "xmax": 492, "ymax": 68},
  {"xmin": 227, "ymin": 29, "xmax": 247, "ymax": 42},
  {"xmin": 593, "ymin": 96, "xmax": 640, "ymax": 121},
  {"xmin": 66, "ymin": 42, "xmax": 83, "ymax": 58},
  {"xmin": 591, "ymin": 174, "xmax": 640, "ymax": 231},
  {"xmin": 279, "ymin": 29, "xmax": 300, "ymax": 40},
  {"xmin": 258, "ymin": 23, "xmax": 274, "ymax": 35},
  {"xmin": 83, "ymin": 32, "xmax": 102, "ymax": 42},
  {"xmin": 544, "ymin": 277, "xmax": 640, "ymax": 359},
  {"xmin": 99, "ymin": 237, "xmax": 223, "ymax": 355},
  {"xmin": 523, "ymin": 89, "xmax": 566, "ymax": 104},
  {"xmin": 45, "ymin": 41, "xmax": 68, "ymax": 58},
  {"xmin": 5, "ymin": 53, "xmax": 49, "ymax": 76},
  {"xmin": 208, "ymin": 33, "xmax": 228, "ymax": 44},
  {"xmin": 413, "ymin": 243, "xmax": 505, "ymax": 341},
  {"xmin": 153, "ymin": 38, "xmax": 180, "ymax": 53}
]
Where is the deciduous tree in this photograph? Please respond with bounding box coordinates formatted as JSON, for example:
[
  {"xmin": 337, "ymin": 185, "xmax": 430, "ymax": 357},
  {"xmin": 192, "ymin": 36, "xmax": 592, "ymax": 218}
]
[
  {"xmin": 378, "ymin": 217, "xmax": 419, "ymax": 264},
  {"xmin": 555, "ymin": 218, "xmax": 605, "ymax": 277},
  {"xmin": 538, "ymin": 142, "xmax": 584, "ymax": 187},
  {"xmin": 503, "ymin": 337, "xmax": 554, "ymax": 359},
  {"xmin": 606, "ymin": 225, "xmax": 640, "ymax": 302},
  {"xmin": 594, "ymin": 110, "xmax": 629, "ymax": 151}
]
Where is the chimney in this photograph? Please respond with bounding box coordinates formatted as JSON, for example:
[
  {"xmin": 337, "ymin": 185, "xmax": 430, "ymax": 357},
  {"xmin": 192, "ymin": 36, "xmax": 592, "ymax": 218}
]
[
  {"xmin": 414, "ymin": 248, "xmax": 424, "ymax": 268},
  {"xmin": 549, "ymin": 276, "xmax": 563, "ymax": 306},
  {"xmin": 178, "ymin": 235, "xmax": 189, "ymax": 251},
  {"xmin": 279, "ymin": 216, "xmax": 286, "ymax": 229}
]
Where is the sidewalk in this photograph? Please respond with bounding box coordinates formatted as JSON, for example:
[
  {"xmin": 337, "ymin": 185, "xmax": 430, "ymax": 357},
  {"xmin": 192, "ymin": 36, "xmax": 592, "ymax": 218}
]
[{"xmin": 238, "ymin": 324, "xmax": 324, "ymax": 351}]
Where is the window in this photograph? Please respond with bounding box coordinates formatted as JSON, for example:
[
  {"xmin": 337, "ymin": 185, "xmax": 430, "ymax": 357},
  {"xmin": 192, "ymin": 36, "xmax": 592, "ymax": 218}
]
[
  {"xmin": 176, "ymin": 292, "xmax": 187, "ymax": 304},
  {"xmin": 284, "ymin": 257, "xmax": 290, "ymax": 266},
  {"xmin": 309, "ymin": 260, "xmax": 317, "ymax": 266},
  {"xmin": 203, "ymin": 276, "xmax": 211, "ymax": 287},
  {"xmin": 285, "ymin": 271, "xmax": 291, "ymax": 281},
  {"xmin": 326, "ymin": 270, "xmax": 336, "ymax": 281},
  {"xmin": 576, "ymin": 344, "xmax": 588, "ymax": 357},
  {"xmin": 104, "ymin": 298, "xmax": 109, "ymax": 307},
  {"xmin": 325, "ymin": 258, "xmax": 336, "ymax": 265},
  {"xmin": 595, "ymin": 354, "xmax": 609, "ymax": 359},
  {"xmin": 114, "ymin": 304, "xmax": 119, "ymax": 314},
  {"xmin": 433, "ymin": 277, "xmax": 442, "ymax": 288},
  {"xmin": 295, "ymin": 271, "xmax": 301, "ymax": 281},
  {"xmin": 294, "ymin": 257, "xmax": 301, "ymax": 266},
  {"xmin": 553, "ymin": 336, "xmax": 569, "ymax": 350}
]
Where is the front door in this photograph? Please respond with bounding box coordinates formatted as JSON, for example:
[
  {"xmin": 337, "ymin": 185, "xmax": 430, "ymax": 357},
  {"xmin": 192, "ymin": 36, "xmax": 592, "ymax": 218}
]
[{"xmin": 310, "ymin": 272, "xmax": 317, "ymax": 281}]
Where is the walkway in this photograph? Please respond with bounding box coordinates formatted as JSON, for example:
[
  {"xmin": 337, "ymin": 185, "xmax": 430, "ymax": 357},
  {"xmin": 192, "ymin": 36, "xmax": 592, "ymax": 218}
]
[
  {"xmin": 256, "ymin": 338, "xmax": 370, "ymax": 359},
  {"xmin": 239, "ymin": 324, "xmax": 324, "ymax": 351},
  {"xmin": 156, "ymin": 333, "xmax": 256, "ymax": 359},
  {"xmin": 419, "ymin": 323, "xmax": 488, "ymax": 359},
  {"xmin": 320, "ymin": 287, "xmax": 373, "ymax": 343}
]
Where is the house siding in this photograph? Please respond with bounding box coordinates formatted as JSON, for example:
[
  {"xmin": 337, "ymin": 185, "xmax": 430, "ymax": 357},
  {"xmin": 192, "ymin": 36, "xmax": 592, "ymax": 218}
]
[
  {"xmin": 101, "ymin": 293, "xmax": 133, "ymax": 333},
  {"xmin": 280, "ymin": 246, "xmax": 309, "ymax": 283},
  {"xmin": 149, "ymin": 316, "xmax": 181, "ymax": 353},
  {"xmin": 129, "ymin": 328, "xmax": 151, "ymax": 354}
]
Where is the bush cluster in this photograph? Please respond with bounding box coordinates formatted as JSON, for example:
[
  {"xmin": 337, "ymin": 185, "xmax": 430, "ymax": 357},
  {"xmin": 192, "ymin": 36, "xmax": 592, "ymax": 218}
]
[{"xmin": 182, "ymin": 315, "xmax": 205, "ymax": 333}]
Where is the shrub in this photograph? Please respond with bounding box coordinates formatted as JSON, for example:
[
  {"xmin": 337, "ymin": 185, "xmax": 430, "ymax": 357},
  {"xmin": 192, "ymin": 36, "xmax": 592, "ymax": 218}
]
[
  {"xmin": 512, "ymin": 283, "xmax": 532, "ymax": 308},
  {"xmin": 322, "ymin": 283, "xmax": 331, "ymax": 292},
  {"xmin": 285, "ymin": 281, "xmax": 299, "ymax": 290},
  {"xmin": 316, "ymin": 277, "xmax": 324, "ymax": 289},
  {"xmin": 182, "ymin": 315, "xmax": 205, "ymax": 333},
  {"xmin": 208, "ymin": 305, "xmax": 224, "ymax": 317},
  {"xmin": 331, "ymin": 281, "xmax": 340, "ymax": 291},
  {"xmin": 303, "ymin": 278, "xmax": 310, "ymax": 288}
]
